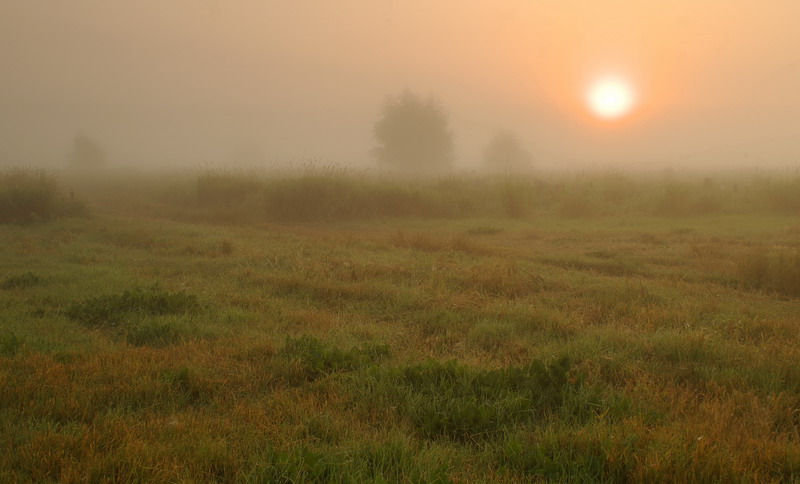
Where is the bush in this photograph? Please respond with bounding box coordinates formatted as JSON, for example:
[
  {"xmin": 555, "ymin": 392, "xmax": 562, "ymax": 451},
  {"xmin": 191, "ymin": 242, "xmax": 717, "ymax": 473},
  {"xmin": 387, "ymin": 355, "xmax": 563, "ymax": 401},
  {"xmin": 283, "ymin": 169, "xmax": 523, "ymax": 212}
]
[{"xmin": 0, "ymin": 168, "xmax": 86, "ymax": 224}]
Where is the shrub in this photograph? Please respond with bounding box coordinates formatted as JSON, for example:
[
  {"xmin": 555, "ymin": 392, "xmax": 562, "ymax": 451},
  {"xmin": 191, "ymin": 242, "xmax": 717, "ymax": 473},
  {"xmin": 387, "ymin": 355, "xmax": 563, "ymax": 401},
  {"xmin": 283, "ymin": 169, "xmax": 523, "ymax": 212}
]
[
  {"xmin": 0, "ymin": 168, "xmax": 86, "ymax": 224},
  {"xmin": 65, "ymin": 285, "xmax": 201, "ymax": 327}
]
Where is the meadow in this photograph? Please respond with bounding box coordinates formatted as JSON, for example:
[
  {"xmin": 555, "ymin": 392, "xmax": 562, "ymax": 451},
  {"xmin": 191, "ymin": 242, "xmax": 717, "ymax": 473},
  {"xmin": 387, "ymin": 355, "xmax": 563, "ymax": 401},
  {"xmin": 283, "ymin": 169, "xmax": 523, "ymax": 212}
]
[{"xmin": 1, "ymin": 166, "xmax": 799, "ymax": 482}]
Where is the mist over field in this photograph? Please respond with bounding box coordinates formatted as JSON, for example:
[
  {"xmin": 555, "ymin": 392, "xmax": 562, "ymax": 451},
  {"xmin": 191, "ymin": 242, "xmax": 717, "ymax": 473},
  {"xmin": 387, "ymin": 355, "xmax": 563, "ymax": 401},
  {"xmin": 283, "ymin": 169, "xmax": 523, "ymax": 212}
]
[
  {"xmin": 4, "ymin": 3, "xmax": 800, "ymax": 483},
  {"xmin": 2, "ymin": 1, "xmax": 800, "ymax": 171}
]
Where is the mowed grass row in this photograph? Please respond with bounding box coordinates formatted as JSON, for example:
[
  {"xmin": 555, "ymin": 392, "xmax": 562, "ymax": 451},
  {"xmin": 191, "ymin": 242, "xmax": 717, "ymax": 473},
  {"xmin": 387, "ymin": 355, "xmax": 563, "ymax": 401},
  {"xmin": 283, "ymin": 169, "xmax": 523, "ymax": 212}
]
[{"xmin": 1, "ymin": 203, "xmax": 800, "ymax": 481}]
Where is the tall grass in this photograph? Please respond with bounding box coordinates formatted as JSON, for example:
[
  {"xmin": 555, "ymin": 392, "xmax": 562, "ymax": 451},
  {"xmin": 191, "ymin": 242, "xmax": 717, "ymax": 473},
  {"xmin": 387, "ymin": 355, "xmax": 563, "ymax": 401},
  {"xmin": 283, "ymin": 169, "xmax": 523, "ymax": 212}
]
[
  {"xmin": 0, "ymin": 168, "xmax": 86, "ymax": 224},
  {"xmin": 737, "ymin": 249, "xmax": 800, "ymax": 297},
  {"xmin": 188, "ymin": 167, "xmax": 800, "ymax": 223}
]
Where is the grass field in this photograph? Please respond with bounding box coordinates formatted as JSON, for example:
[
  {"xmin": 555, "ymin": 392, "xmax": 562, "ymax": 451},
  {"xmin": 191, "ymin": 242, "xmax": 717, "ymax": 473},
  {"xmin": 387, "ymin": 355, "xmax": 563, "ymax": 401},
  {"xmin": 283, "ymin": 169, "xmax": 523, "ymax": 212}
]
[{"xmin": 1, "ymin": 168, "xmax": 799, "ymax": 482}]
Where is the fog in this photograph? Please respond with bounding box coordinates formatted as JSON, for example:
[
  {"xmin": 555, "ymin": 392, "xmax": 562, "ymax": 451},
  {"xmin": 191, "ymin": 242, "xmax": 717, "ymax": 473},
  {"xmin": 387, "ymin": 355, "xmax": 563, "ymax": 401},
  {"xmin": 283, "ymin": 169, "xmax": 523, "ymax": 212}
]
[{"xmin": 3, "ymin": 1, "xmax": 800, "ymax": 171}]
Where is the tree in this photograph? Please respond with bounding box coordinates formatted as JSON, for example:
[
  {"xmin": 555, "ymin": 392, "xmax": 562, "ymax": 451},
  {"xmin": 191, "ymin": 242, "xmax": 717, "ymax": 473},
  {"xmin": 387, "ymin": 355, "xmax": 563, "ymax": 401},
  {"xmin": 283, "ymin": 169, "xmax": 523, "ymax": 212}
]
[
  {"xmin": 482, "ymin": 129, "xmax": 533, "ymax": 173},
  {"xmin": 68, "ymin": 133, "xmax": 106, "ymax": 168},
  {"xmin": 373, "ymin": 90, "xmax": 454, "ymax": 172}
]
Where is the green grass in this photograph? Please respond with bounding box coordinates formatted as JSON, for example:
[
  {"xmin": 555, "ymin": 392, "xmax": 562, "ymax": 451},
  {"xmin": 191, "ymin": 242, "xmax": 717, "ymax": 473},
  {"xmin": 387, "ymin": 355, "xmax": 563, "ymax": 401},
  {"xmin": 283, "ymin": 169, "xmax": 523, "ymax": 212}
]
[
  {"xmin": 2, "ymin": 169, "xmax": 800, "ymax": 482},
  {"xmin": 368, "ymin": 357, "xmax": 574, "ymax": 442},
  {"xmin": 2, "ymin": 272, "xmax": 44, "ymax": 289},
  {"xmin": 64, "ymin": 285, "xmax": 201, "ymax": 328}
]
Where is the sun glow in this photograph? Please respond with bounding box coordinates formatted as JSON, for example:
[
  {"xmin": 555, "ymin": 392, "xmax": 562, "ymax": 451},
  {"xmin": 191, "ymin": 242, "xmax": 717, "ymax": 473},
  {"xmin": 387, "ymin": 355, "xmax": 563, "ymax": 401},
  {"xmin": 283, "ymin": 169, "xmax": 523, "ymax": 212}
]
[{"xmin": 587, "ymin": 78, "xmax": 635, "ymax": 119}]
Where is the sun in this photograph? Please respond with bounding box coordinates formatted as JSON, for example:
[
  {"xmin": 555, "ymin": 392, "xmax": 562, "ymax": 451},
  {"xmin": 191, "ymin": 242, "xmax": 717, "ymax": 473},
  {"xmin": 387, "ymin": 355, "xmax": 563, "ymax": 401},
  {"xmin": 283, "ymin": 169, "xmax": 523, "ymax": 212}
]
[{"xmin": 587, "ymin": 77, "xmax": 635, "ymax": 119}]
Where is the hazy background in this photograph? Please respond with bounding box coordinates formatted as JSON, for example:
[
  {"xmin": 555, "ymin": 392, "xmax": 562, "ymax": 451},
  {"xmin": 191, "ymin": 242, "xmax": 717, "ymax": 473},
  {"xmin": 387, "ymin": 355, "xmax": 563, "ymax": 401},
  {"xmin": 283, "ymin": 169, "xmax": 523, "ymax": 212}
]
[{"xmin": 2, "ymin": 0, "xmax": 800, "ymax": 171}]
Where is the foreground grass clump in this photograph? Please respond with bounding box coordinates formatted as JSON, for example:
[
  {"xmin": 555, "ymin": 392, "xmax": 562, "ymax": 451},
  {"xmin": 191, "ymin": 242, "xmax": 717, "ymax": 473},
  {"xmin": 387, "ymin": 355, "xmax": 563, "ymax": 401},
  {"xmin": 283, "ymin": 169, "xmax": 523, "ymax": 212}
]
[
  {"xmin": 248, "ymin": 442, "xmax": 452, "ymax": 483},
  {"xmin": 370, "ymin": 357, "xmax": 573, "ymax": 442},
  {"xmin": 65, "ymin": 285, "xmax": 201, "ymax": 328},
  {"xmin": 0, "ymin": 331, "xmax": 22, "ymax": 356},
  {"xmin": 1, "ymin": 272, "xmax": 44, "ymax": 290},
  {"xmin": 283, "ymin": 335, "xmax": 391, "ymax": 378},
  {"xmin": 0, "ymin": 168, "xmax": 86, "ymax": 224}
]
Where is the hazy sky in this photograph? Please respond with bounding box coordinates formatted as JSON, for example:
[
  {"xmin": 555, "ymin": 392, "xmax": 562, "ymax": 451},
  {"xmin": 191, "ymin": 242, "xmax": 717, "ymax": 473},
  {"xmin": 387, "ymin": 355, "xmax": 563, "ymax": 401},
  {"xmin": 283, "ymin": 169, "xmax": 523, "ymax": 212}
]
[{"xmin": 3, "ymin": 1, "xmax": 800, "ymax": 170}]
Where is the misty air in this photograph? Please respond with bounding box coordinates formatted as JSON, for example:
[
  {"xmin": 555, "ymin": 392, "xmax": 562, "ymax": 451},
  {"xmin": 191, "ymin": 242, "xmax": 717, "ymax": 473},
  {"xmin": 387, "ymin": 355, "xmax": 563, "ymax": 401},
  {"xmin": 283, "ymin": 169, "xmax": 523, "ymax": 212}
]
[{"xmin": 1, "ymin": 2, "xmax": 799, "ymax": 482}]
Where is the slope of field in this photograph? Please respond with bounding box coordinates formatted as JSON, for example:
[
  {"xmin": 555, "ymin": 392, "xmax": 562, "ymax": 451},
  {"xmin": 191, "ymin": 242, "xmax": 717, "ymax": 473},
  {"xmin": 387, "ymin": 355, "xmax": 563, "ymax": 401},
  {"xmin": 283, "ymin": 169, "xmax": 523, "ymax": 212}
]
[{"xmin": 1, "ymin": 173, "xmax": 799, "ymax": 482}]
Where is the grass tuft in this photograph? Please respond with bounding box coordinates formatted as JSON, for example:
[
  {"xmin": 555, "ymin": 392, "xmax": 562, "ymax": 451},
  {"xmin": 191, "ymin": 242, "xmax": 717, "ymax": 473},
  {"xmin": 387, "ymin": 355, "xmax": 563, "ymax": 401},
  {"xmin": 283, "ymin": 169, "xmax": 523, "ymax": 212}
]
[
  {"xmin": 1, "ymin": 331, "xmax": 22, "ymax": 356},
  {"xmin": 282, "ymin": 335, "xmax": 391, "ymax": 378},
  {"xmin": 2, "ymin": 272, "xmax": 44, "ymax": 290},
  {"xmin": 370, "ymin": 357, "xmax": 573, "ymax": 442},
  {"xmin": 737, "ymin": 249, "xmax": 800, "ymax": 297},
  {"xmin": 65, "ymin": 285, "xmax": 201, "ymax": 328}
]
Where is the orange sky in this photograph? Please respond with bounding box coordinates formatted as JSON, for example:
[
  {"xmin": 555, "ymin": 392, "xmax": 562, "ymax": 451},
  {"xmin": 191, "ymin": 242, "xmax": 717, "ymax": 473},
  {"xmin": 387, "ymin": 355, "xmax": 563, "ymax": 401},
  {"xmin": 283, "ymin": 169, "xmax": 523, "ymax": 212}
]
[{"xmin": 2, "ymin": 1, "xmax": 800, "ymax": 169}]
